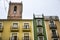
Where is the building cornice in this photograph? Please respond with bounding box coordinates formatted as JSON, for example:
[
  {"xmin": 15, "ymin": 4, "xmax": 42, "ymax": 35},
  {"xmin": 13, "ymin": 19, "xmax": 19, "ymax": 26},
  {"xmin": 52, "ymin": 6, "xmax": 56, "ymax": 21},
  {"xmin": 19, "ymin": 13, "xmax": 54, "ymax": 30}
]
[{"xmin": 0, "ymin": 19, "xmax": 33, "ymax": 21}]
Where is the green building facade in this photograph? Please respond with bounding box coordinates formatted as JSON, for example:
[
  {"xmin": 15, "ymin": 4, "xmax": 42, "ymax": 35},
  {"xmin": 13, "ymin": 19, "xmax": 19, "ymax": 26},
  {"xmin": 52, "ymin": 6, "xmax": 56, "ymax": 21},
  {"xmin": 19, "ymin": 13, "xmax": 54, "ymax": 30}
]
[{"xmin": 33, "ymin": 14, "xmax": 47, "ymax": 40}]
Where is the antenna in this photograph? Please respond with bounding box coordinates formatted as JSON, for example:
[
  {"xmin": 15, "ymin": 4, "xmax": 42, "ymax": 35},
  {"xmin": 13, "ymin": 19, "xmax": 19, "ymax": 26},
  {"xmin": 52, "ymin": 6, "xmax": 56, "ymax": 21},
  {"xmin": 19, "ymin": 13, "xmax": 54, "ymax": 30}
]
[{"xmin": 4, "ymin": 0, "xmax": 11, "ymax": 12}]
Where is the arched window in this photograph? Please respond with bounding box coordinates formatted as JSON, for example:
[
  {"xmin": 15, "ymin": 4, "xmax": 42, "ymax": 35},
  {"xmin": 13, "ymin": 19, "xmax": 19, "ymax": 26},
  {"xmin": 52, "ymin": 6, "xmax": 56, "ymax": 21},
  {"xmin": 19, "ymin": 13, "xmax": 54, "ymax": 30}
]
[{"xmin": 14, "ymin": 6, "xmax": 17, "ymax": 13}]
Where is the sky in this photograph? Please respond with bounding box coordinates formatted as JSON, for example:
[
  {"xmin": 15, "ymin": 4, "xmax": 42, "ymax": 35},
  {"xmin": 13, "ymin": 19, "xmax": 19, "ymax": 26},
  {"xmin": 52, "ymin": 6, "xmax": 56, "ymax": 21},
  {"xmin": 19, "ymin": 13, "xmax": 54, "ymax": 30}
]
[{"xmin": 0, "ymin": 0, "xmax": 60, "ymax": 19}]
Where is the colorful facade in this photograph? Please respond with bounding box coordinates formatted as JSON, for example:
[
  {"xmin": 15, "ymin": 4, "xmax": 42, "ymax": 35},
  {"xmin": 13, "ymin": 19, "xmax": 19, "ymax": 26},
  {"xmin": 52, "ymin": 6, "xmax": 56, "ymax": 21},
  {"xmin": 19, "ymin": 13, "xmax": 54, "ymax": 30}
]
[
  {"xmin": 0, "ymin": 19, "xmax": 34, "ymax": 40},
  {"xmin": 0, "ymin": 2, "xmax": 34, "ymax": 40},
  {"xmin": 44, "ymin": 16, "xmax": 60, "ymax": 40},
  {"xmin": 33, "ymin": 14, "xmax": 47, "ymax": 40},
  {"xmin": 0, "ymin": 1, "xmax": 60, "ymax": 40}
]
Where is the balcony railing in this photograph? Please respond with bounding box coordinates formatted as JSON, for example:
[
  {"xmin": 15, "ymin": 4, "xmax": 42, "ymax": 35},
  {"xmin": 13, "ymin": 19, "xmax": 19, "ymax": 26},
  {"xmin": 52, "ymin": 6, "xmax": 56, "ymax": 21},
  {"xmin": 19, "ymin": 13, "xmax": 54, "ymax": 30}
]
[
  {"xmin": 22, "ymin": 37, "xmax": 31, "ymax": 40},
  {"xmin": 49, "ymin": 24, "xmax": 57, "ymax": 29},
  {"xmin": 34, "ymin": 15, "xmax": 43, "ymax": 19},
  {"xmin": 0, "ymin": 26, "xmax": 3, "ymax": 32},
  {"xmin": 37, "ymin": 24, "xmax": 43, "ymax": 27},
  {"xmin": 10, "ymin": 26, "xmax": 19, "ymax": 32},
  {"xmin": 37, "ymin": 32, "xmax": 44, "ymax": 36},
  {"xmin": 22, "ymin": 26, "xmax": 31, "ymax": 32},
  {"xmin": 52, "ymin": 34, "xmax": 59, "ymax": 38}
]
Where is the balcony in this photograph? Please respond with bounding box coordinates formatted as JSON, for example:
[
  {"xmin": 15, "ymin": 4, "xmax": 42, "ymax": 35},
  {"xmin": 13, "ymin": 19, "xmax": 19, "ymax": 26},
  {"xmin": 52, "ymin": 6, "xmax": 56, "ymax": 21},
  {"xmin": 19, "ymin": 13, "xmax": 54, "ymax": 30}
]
[
  {"xmin": 49, "ymin": 24, "xmax": 57, "ymax": 29},
  {"xmin": 22, "ymin": 37, "xmax": 31, "ymax": 40},
  {"xmin": 52, "ymin": 34, "xmax": 59, "ymax": 38},
  {"xmin": 10, "ymin": 26, "xmax": 19, "ymax": 32},
  {"xmin": 0, "ymin": 26, "xmax": 3, "ymax": 32},
  {"xmin": 37, "ymin": 32, "xmax": 44, "ymax": 36},
  {"xmin": 22, "ymin": 27, "xmax": 31, "ymax": 32},
  {"xmin": 37, "ymin": 24, "xmax": 43, "ymax": 27},
  {"xmin": 34, "ymin": 15, "xmax": 43, "ymax": 19}
]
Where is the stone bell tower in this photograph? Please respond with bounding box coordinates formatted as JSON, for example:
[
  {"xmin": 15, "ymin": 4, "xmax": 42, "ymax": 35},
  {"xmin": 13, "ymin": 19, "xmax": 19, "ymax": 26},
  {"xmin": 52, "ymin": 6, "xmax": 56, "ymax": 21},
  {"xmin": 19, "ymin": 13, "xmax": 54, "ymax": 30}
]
[{"xmin": 7, "ymin": 2, "xmax": 23, "ymax": 19}]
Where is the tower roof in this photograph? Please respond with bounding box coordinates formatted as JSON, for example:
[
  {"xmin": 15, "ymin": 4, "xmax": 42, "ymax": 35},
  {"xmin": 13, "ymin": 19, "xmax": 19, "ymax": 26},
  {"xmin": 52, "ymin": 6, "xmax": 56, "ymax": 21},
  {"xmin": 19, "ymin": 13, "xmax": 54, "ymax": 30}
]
[{"xmin": 9, "ymin": 1, "xmax": 22, "ymax": 5}]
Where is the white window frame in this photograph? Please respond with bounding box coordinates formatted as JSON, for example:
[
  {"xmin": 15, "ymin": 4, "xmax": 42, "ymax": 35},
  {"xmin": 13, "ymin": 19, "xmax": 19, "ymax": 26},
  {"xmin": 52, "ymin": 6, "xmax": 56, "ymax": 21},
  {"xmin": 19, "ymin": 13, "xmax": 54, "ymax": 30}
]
[
  {"xmin": 49, "ymin": 20, "xmax": 56, "ymax": 28},
  {"xmin": 36, "ymin": 19, "xmax": 42, "ymax": 26},
  {"xmin": 37, "ymin": 27, "xmax": 43, "ymax": 33},
  {"xmin": 49, "ymin": 20, "xmax": 55, "ymax": 25},
  {"xmin": 23, "ymin": 22, "xmax": 30, "ymax": 29},
  {"xmin": 23, "ymin": 32, "xmax": 30, "ymax": 40},
  {"xmin": 12, "ymin": 22, "xmax": 19, "ymax": 28},
  {"xmin": 10, "ymin": 32, "xmax": 18, "ymax": 40},
  {"xmin": 38, "ymin": 36, "xmax": 44, "ymax": 40}
]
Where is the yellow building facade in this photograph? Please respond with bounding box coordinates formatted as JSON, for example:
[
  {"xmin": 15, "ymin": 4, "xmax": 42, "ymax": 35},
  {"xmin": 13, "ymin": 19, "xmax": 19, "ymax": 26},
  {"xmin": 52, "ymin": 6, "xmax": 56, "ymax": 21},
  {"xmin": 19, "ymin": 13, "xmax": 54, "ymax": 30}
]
[
  {"xmin": 0, "ymin": 1, "xmax": 34, "ymax": 40},
  {"xmin": 44, "ymin": 16, "xmax": 60, "ymax": 40},
  {"xmin": 0, "ymin": 1, "xmax": 60, "ymax": 40},
  {"xmin": 0, "ymin": 19, "xmax": 34, "ymax": 40}
]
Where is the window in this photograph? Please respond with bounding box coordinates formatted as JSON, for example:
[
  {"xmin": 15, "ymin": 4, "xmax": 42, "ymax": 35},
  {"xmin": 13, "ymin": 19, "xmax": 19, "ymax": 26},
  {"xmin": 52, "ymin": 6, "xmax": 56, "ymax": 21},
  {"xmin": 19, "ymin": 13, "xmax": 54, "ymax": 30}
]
[
  {"xmin": 53, "ymin": 38, "xmax": 58, "ymax": 40},
  {"xmin": 38, "ymin": 36, "xmax": 44, "ymax": 40},
  {"xmin": 52, "ymin": 30, "xmax": 57, "ymax": 36},
  {"xmin": 24, "ymin": 33, "xmax": 29, "ymax": 40},
  {"xmin": 0, "ymin": 23, "xmax": 2, "ymax": 29},
  {"xmin": 50, "ymin": 20, "xmax": 54, "ymax": 23},
  {"xmin": 50, "ymin": 23, "xmax": 55, "ymax": 27},
  {"xmin": 11, "ymin": 33, "xmax": 17, "ymax": 40},
  {"xmin": 24, "ymin": 23, "xmax": 29, "ymax": 29},
  {"xmin": 50, "ymin": 20, "xmax": 55, "ymax": 27},
  {"xmin": 37, "ymin": 19, "xmax": 42, "ymax": 25},
  {"xmin": 55, "ymin": 16, "xmax": 58, "ymax": 20},
  {"xmin": 14, "ymin": 6, "xmax": 17, "ymax": 13},
  {"xmin": 13, "ymin": 23, "xmax": 18, "ymax": 28},
  {"xmin": 54, "ymin": 39, "xmax": 58, "ymax": 40},
  {"xmin": 37, "ymin": 27, "xmax": 43, "ymax": 33}
]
